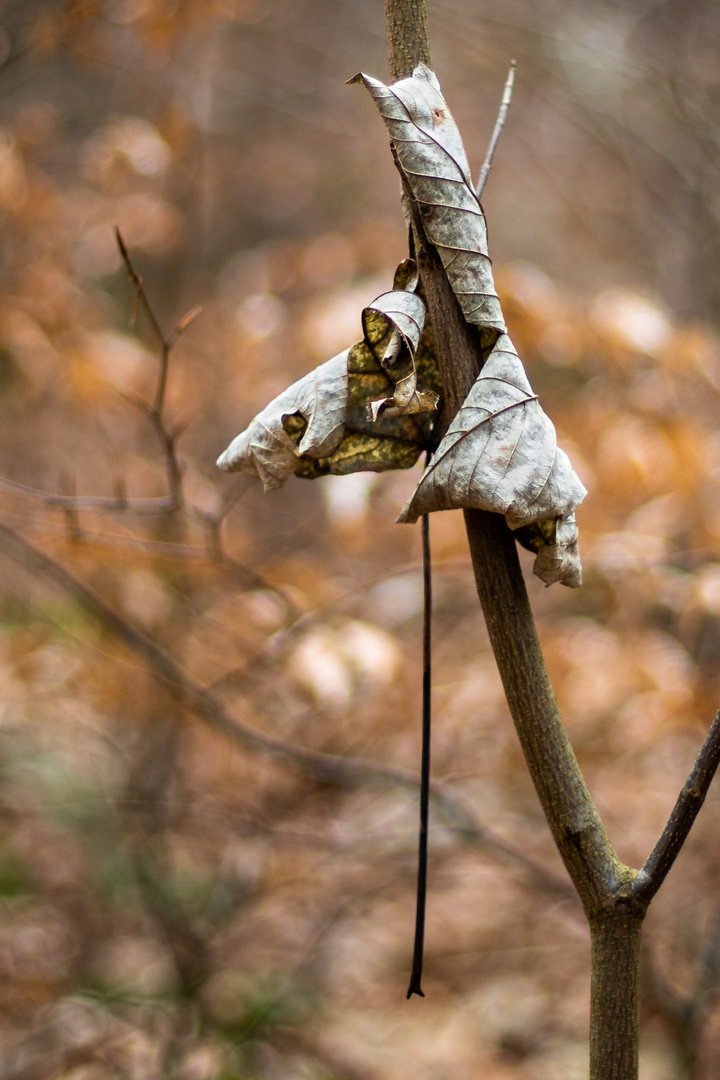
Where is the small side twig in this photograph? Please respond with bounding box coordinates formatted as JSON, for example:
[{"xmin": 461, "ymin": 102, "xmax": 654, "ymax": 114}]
[
  {"xmin": 0, "ymin": 234, "xmax": 200, "ymax": 524},
  {"xmin": 634, "ymin": 709, "xmax": 720, "ymax": 903},
  {"xmin": 59, "ymin": 473, "xmax": 82, "ymax": 541},
  {"xmin": 476, "ymin": 60, "xmax": 516, "ymax": 199},
  {"xmin": 115, "ymin": 227, "xmax": 168, "ymax": 356},
  {"xmin": 115, "ymin": 227, "xmax": 201, "ymax": 509}
]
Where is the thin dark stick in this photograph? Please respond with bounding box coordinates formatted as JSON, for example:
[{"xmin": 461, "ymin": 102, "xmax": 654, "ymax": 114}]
[
  {"xmin": 476, "ymin": 61, "xmax": 516, "ymax": 199},
  {"xmin": 115, "ymin": 227, "xmax": 167, "ymax": 351},
  {"xmin": 406, "ymin": 59, "xmax": 515, "ymax": 1001},
  {"xmin": 634, "ymin": 708, "xmax": 720, "ymax": 903},
  {"xmin": 115, "ymin": 228, "xmax": 201, "ymax": 419},
  {"xmin": 407, "ymin": 508, "xmax": 432, "ymax": 998}
]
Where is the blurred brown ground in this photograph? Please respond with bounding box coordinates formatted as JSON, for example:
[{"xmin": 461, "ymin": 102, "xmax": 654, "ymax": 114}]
[{"xmin": 0, "ymin": 2, "xmax": 719, "ymax": 1078}]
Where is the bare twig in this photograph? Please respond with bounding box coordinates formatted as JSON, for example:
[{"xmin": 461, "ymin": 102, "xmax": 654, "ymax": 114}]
[
  {"xmin": 634, "ymin": 709, "xmax": 720, "ymax": 903},
  {"xmin": 59, "ymin": 473, "xmax": 81, "ymax": 541},
  {"xmin": 476, "ymin": 61, "xmax": 516, "ymax": 199},
  {"xmin": 115, "ymin": 227, "xmax": 168, "ymax": 354},
  {"xmin": 0, "ymin": 233, "xmax": 195, "ymax": 520},
  {"xmin": 115, "ymin": 229, "xmax": 198, "ymax": 507},
  {"xmin": 0, "ymin": 475, "xmax": 179, "ymax": 515},
  {"xmin": 0, "ymin": 236, "xmax": 203, "ymax": 533}
]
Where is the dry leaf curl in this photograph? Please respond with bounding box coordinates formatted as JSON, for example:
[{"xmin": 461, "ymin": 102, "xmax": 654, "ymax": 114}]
[
  {"xmin": 398, "ymin": 334, "xmax": 587, "ymax": 586},
  {"xmin": 216, "ymin": 350, "xmax": 348, "ymax": 490},
  {"xmin": 217, "ymin": 265, "xmax": 440, "ymax": 488},
  {"xmin": 351, "ymin": 64, "xmax": 505, "ymax": 339}
]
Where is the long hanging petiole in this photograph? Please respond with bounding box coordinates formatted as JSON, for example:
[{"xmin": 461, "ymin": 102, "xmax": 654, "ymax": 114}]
[
  {"xmin": 407, "ymin": 60, "xmax": 516, "ymax": 998},
  {"xmin": 407, "ymin": 506, "xmax": 432, "ymax": 999}
]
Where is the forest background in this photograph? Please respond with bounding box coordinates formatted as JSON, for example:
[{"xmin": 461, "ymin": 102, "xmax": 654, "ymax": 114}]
[{"xmin": 1, "ymin": 1, "xmax": 720, "ymax": 1078}]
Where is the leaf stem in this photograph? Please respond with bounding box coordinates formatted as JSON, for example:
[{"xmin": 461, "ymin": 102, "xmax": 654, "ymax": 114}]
[{"xmin": 407, "ymin": 507, "xmax": 432, "ymax": 998}]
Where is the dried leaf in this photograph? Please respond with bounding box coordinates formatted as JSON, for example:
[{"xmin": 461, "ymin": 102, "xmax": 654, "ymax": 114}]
[
  {"xmin": 351, "ymin": 64, "xmax": 506, "ymax": 341},
  {"xmin": 216, "ymin": 350, "xmax": 348, "ymax": 490},
  {"xmin": 397, "ymin": 334, "xmax": 587, "ymax": 586},
  {"xmin": 533, "ymin": 513, "xmax": 582, "ymax": 588},
  {"xmin": 361, "ymin": 263, "xmax": 439, "ymax": 420},
  {"xmin": 353, "ymin": 64, "xmax": 587, "ymax": 586},
  {"xmin": 216, "ymin": 263, "xmax": 441, "ymax": 487},
  {"xmin": 516, "ymin": 512, "xmax": 583, "ymax": 588}
]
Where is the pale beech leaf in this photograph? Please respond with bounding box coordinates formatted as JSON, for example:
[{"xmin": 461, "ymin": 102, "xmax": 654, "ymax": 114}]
[
  {"xmin": 351, "ymin": 64, "xmax": 506, "ymax": 338},
  {"xmin": 397, "ymin": 333, "xmax": 587, "ymax": 586},
  {"xmin": 532, "ymin": 513, "xmax": 583, "ymax": 588},
  {"xmin": 216, "ymin": 350, "xmax": 348, "ymax": 490},
  {"xmin": 216, "ymin": 262, "xmax": 441, "ymax": 488}
]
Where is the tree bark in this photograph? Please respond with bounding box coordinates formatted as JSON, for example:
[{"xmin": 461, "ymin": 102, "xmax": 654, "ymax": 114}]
[{"xmin": 590, "ymin": 909, "xmax": 645, "ymax": 1080}]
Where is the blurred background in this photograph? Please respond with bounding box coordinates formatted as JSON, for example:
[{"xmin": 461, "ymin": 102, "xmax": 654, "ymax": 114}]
[{"xmin": 0, "ymin": 1, "xmax": 720, "ymax": 1077}]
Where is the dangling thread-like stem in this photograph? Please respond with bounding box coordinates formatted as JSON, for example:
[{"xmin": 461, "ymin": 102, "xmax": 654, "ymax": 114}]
[
  {"xmin": 407, "ymin": 59, "xmax": 514, "ymax": 1000},
  {"xmin": 407, "ymin": 507, "xmax": 432, "ymax": 998}
]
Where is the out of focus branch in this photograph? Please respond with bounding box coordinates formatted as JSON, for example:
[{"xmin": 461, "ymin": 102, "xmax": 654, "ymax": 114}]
[
  {"xmin": 0, "ymin": 233, "xmax": 196, "ymax": 523},
  {"xmin": 115, "ymin": 228, "xmax": 199, "ymax": 506},
  {"xmin": 0, "ymin": 231, "xmax": 297, "ymax": 617},
  {"xmin": 0, "ymin": 475, "xmax": 179, "ymax": 515},
  {"xmin": 0, "ymin": 520, "xmax": 574, "ymax": 904},
  {"xmin": 640, "ymin": 902, "xmax": 720, "ymax": 1080}
]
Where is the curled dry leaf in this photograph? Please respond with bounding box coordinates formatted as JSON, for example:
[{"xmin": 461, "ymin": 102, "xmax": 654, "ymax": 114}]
[
  {"xmin": 362, "ymin": 261, "xmax": 439, "ymax": 420},
  {"xmin": 534, "ymin": 513, "xmax": 582, "ymax": 588},
  {"xmin": 216, "ymin": 350, "xmax": 348, "ymax": 490},
  {"xmin": 217, "ymin": 263, "xmax": 441, "ymax": 487},
  {"xmin": 351, "ymin": 64, "xmax": 505, "ymax": 343},
  {"xmin": 398, "ymin": 335, "xmax": 587, "ymax": 586},
  {"xmin": 516, "ymin": 512, "xmax": 582, "ymax": 589},
  {"xmin": 354, "ymin": 63, "xmax": 587, "ymax": 587}
]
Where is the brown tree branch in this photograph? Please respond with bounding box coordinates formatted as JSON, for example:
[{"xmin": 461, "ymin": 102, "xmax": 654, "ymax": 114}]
[
  {"xmin": 634, "ymin": 708, "xmax": 720, "ymax": 903},
  {"xmin": 0, "ymin": 233, "xmax": 194, "ymax": 521},
  {"xmin": 115, "ymin": 227, "xmax": 196, "ymax": 506},
  {"xmin": 386, "ymin": 40, "xmax": 621, "ymax": 913},
  {"xmin": 383, "ymin": 4, "xmax": 642, "ymax": 1072},
  {"xmin": 476, "ymin": 60, "xmax": 516, "ymax": 199},
  {"xmin": 0, "ymin": 475, "xmax": 179, "ymax": 515}
]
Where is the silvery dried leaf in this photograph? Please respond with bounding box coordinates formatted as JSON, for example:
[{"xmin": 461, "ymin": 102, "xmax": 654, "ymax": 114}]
[
  {"xmin": 351, "ymin": 64, "xmax": 506, "ymax": 339},
  {"xmin": 532, "ymin": 513, "xmax": 582, "ymax": 588},
  {"xmin": 353, "ymin": 65, "xmax": 586, "ymax": 586},
  {"xmin": 362, "ymin": 265, "xmax": 439, "ymax": 420},
  {"xmin": 397, "ymin": 333, "xmax": 586, "ymax": 586},
  {"xmin": 217, "ymin": 350, "xmax": 348, "ymax": 489},
  {"xmin": 217, "ymin": 262, "xmax": 441, "ymax": 487}
]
